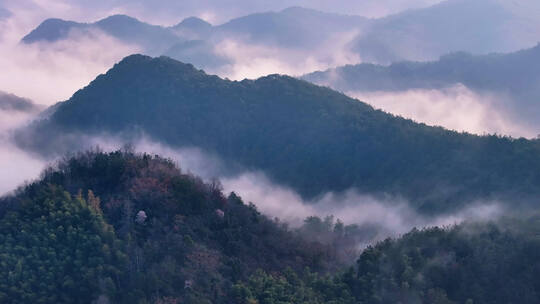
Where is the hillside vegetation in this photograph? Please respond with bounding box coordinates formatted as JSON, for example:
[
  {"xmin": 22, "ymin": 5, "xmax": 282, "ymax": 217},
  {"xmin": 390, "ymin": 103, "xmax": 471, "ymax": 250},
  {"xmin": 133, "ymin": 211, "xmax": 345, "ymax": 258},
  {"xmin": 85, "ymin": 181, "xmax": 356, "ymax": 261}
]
[
  {"xmin": 17, "ymin": 55, "xmax": 540, "ymax": 214},
  {"xmin": 2, "ymin": 150, "xmax": 540, "ymax": 303},
  {"xmin": 0, "ymin": 150, "xmax": 347, "ymax": 303}
]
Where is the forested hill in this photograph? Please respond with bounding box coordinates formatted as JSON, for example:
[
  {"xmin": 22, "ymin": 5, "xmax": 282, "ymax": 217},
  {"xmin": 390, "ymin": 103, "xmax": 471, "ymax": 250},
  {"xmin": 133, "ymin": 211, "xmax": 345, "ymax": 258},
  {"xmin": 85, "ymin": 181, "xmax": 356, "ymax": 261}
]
[
  {"xmin": 17, "ymin": 54, "xmax": 540, "ymax": 214},
  {"xmin": 3, "ymin": 150, "xmax": 540, "ymax": 303},
  {"xmin": 0, "ymin": 150, "xmax": 347, "ymax": 303}
]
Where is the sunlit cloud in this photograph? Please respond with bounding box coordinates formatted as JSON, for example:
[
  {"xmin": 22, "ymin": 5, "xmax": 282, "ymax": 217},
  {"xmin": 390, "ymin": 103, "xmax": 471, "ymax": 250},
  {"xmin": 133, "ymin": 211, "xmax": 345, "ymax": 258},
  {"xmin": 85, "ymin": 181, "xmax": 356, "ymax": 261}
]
[{"xmin": 347, "ymin": 85, "xmax": 536, "ymax": 138}]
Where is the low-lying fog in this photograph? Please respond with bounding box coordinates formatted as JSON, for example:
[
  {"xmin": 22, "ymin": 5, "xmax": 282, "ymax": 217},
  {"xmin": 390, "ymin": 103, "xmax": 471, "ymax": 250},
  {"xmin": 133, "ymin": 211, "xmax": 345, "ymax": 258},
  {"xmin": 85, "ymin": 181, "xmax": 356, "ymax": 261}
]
[{"xmin": 1, "ymin": 133, "xmax": 503, "ymax": 248}]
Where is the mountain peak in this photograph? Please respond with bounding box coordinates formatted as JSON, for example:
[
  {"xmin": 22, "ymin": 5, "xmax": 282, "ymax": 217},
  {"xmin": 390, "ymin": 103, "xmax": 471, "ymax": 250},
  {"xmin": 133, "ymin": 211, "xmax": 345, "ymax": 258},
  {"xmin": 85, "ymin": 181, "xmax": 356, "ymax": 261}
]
[
  {"xmin": 114, "ymin": 54, "xmax": 203, "ymax": 74},
  {"xmin": 75, "ymin": 54, "xmax": 211, "ymax": 99},
  {"xmin": 174, "ymin": 16, "xmax": 212, "ymax": 29},
  {"xmin": 280, "ymin": 6, "xmax": 321, "ymax": 14},
  {"xmin": 116, "ymin": 53, "xmax": 153, "ymax": 65},
  {"xmin": 96, "ymin": 14, "xmax": 142, "ymax": 26},
  {"xmin": 22, "ymin": 18, "xmax": 83, "ymax": 43}
]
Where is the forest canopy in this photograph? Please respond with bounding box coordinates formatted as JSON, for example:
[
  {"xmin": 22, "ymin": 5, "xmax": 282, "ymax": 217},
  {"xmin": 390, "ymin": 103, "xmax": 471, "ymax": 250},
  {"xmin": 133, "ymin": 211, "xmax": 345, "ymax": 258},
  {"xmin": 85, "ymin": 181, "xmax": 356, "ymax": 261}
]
[{"xmin": 1, "ymin": 150, "xmax": 540, "ymax": 303}]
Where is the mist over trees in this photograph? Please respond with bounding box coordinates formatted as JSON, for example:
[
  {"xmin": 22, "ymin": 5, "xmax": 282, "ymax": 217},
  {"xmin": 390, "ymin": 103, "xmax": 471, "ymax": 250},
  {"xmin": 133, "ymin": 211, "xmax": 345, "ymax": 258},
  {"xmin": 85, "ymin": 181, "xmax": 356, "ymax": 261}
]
[{"xmin": 2, "ymin": 150, "xmax": 540, "ymax": 303}]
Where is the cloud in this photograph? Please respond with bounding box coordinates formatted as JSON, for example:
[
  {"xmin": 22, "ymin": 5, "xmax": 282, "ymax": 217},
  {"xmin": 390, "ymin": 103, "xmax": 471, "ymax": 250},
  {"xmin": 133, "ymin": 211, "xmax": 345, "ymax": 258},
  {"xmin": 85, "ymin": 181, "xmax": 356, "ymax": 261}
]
[
  {"xmin": 0, "ymin": 13, "xmax": 141, "ymax": 105},
  {"xmin": 76, "ymin": 136, "xmax": 504, "ymax": 247},
  {"xmin": 220, "ymin": 171, "xmax": 503, "ymax": 246},
  {"xmin": 212, "ymin": 33, "xmax": 361, "ymax": 80},
  {"xmin": 347, "ymin": 85, "xmax": 536, "ymax": 138},
  {"xmin": 0, "ymin": 140, "xmax": 45, "ymax": 196},
  {"xmin": 0, "ymin": 109, "xmax": 46, "ymax": 195},
  {"xmin": 2, "ymin": 129, "xmax": 505, "ymax": 247}
]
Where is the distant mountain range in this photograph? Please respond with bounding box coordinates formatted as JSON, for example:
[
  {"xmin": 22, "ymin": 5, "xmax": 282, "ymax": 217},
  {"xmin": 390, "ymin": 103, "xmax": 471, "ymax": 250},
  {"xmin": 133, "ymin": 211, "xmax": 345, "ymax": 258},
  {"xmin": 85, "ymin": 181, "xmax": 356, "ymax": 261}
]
[
  {"xmin": 21, "ymin": 7, "xmax": 367, "ymax": 71},
  {"xmin": 350, "ymin": 0, "xmax": 540, "ymax": 63},
  {"xmin": 20, "ymin": 0, "xmax": 540, "ymax": 70},
  {"xmin": 22, "ymin": 15, "xmax": 182, "ymax": 56},
  {"xmin": 303, "ymin": 43, "xmax": 540, "ymax": 132},
  {"xmin": 16, "ymin": 55, "xmax": 540, "ymax": 214}
]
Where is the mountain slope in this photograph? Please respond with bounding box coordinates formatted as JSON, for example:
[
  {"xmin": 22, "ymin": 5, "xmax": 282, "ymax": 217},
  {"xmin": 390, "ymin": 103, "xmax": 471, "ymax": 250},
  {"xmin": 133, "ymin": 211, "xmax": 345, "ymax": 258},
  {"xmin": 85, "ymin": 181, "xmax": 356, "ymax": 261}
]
[
  {"xmin": 21, "ymin": 7, "xmax": 367, "ymax": 72},
  {"xmin": 171, "ymin": 17, "xmax": 213, "ymax": 40},
  {"xmin": 345, "ymin": 217, "xmax": 540, "ymax": 304},
  {"xmin": 350, "ymin": 0, "xmax": 540, "ymax": 64},
  {"xmin": 0, "ymin": 150, "xmax": 337, "ymax": 303},
  {"xmin": 237, "ymin": 216, "xmax": 540, "ymax": 304},
  {"xmin": 216, "ymin": 7, "xmax": 367, "ymax": 48},
  {"xmin": 22, "ymin": 18, "xmax": 85, "ymax": 43},
  {"xmin": 22, "ymin": 15, "xmax": 182, "ymax": 55},
  {"xmin": 17, "ymin": 54, "xmax": 540, "ymax": 213},
  {"xmin": 4, "ymin": 150, "xmax": 540, "ymax": 303},
  {"xmin": 303, "ymin": 43, "xmax": 540, "ymax": 129},
  {"xmin": 20, "ymin": 1, "xmax": 540, "ymax": 70},
  {"xmin": 24, "ymin": 7, "xmax": 366, "ymax": 50}
]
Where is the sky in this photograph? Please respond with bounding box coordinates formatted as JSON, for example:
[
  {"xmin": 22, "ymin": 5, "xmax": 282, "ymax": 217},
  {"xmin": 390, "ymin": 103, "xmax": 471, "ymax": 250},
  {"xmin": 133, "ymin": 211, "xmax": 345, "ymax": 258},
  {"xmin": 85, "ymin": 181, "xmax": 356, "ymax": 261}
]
[{"xmin": 1, "ymin": 0, "xmax": 446, "ymax": 26}]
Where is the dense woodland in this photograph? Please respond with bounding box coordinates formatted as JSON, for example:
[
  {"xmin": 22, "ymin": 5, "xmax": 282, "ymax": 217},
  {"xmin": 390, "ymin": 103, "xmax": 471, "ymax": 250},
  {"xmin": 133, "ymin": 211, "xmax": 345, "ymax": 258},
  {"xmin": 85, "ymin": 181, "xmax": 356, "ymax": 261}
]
[
  {"xmin": 0, "ymin": 150, "xmax": 351, "ymax": 303},
  {"xmin": 16, "ymin": 54, "xmax": 540, "ymax": 214},
  {"xmin": 2, "ymin": 151, "xmax": 540, "ymax": 303}
]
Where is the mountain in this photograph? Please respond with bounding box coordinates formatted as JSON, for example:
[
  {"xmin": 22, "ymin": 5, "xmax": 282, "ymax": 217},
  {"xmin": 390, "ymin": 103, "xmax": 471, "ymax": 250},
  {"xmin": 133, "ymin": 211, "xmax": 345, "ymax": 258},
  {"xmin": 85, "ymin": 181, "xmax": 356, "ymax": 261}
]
[
  {"xmin": 171, "ymin": 17, "xmax": 213, "ymax": 40},
  {"xmin": 0, "ymin": 91, "xmax": 41, "ymax": 113},
  {"xmin": 216, "ymin": 7, "xmax": 367, "ymax": 48},
  {"xmin": 21, "ymin": 7, "xmax": 367, "ymax": 72},
  {"xmin": 24, "ymin": 7, "xmax": 366, "ymax": 49},
  {"xmin": 350, "ymin": 0, "xmax": 540, "ymax": 64},
  {"xmin": 22, "ymin": 15, "xmax": 182, "ymax": 55},
  {"xmin": 22, "ymin": 18, "xmax": 85, "ymax": 43},
  {"xmin": 21, "ymin": 1, "xmax": 540, "ymax": 74},
  {"xmin": 16, "ymin": 55, "xmax": 540, "ymax": 214},
  {"xmin": 303, "ymin": 43, "xmax": 540, "ymax": 130},
  {"xmin": 0, "ymin": 150, "xmax": 345, "ymax": 303},
  {"xmin": 3, "ymin": 151, "xmax": 540, "ymax": 303},
  {"xmin": 240, "ymin": 216, "xmax": 540, "ymax": 304}
]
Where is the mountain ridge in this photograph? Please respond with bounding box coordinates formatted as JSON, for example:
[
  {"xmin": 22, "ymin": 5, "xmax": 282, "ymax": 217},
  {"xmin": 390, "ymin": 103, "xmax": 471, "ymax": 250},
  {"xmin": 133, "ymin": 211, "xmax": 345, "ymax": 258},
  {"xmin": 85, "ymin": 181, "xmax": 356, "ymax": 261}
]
[
  {"xmin": 16, "ymin": 54, "xmax": 540, "ymax": 215},
  {"xmin": 302, "ymin": 43, "xmax": 540, "ymax": 129}
]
